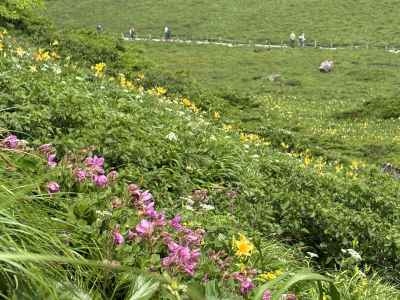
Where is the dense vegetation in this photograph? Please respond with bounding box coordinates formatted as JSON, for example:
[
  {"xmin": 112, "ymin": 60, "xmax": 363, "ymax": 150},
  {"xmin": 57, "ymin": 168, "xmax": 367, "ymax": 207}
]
[{"xmin": 1, "ymin": 1, "xmax": 400, "ymax": 299}]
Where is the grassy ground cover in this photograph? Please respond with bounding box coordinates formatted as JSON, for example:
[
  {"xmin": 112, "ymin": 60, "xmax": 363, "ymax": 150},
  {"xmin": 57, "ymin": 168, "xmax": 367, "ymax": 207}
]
[
  {"xmin": 45, "ymin": 0, "xmax": 400, "ymax": 46},
  {"xmin": 123, "ymin": 41, "xmax": 400, "ymax": 165}
]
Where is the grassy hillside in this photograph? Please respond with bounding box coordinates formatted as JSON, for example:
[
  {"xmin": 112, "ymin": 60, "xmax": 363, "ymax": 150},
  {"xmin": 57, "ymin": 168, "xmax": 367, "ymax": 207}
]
[
  {"xmin": 117, "ymin": 41, "xmax": 400, "ymax": 165},
  {"xmin": 45, "ymin": 0, "xmax": 400, "ymax": 46},
  {"xmin": 2, "ymin": 2, "xmax": 400, "ymax": 298},
  {"xmin": 1, "ymin": 25, "xmax": 400, "ymax": 298}
]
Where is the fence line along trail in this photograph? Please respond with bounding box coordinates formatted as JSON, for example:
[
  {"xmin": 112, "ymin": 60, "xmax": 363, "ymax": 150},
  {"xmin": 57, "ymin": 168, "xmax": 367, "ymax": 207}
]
[{"xmin": 122, "ymin": 35, "xmax": 400, "ymax": 53}]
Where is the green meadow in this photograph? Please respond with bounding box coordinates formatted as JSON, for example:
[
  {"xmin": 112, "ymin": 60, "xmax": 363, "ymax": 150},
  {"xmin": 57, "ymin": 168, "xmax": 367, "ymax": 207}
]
[{"xmin": 46, "ymin": 0, "xmax": 400, "ymax": 46}]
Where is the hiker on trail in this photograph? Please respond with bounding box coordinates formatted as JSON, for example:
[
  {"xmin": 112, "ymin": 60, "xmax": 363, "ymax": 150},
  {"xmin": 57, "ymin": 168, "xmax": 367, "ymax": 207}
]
[
  {"xmin": 96, "ymin": 24, "xmax": 103, "ymax": 34},
  {"xmin": 319, "ymin": 60, "xmax": 334, "ymax": 72},
  {"xmin": 289, "ymin": 32, "xmax": 296, "ymax": 47},
  {"xmin": 299, "ymin": 32, "xmax": 306, "ymax": 47},
  {"xmin": 164, "ymin": 26, "xmax": 171, "ymax": 40},
  {"xmin": 129, "ymin": 27, "xmax": 136, "ymax": 40}
]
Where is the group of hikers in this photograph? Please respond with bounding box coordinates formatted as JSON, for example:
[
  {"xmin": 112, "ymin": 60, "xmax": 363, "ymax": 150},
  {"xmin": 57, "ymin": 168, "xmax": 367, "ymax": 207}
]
[
  {"xmin": 98, "ymin": 24, "xmax": 307, "ymax": 46},
  {"xmin": 97, "ymin": 24, "xmax": 172, "ymax": 40},
  {"xmin": 289, "ymin": 32, "xmax": 306, "ymax": 47},
  {"xmin": 96, "ymin": 24, "xmax": 333, "ymax": 72}
]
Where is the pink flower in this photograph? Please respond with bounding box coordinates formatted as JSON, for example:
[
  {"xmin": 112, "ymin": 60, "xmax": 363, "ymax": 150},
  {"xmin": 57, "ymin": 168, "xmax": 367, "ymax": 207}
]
[
  {"xmin": 262, "ymin": 289, "xmax": 272, "ymax": 300},
  {"xmin": 127, "ymin": 229, "xmax": 137, "ymax": 241},
  {"xmin": 140, "ymin": 191, "xmax": 153, "ymax": 204},
  {"xmin": 184, "ymin": 228, "xmax": 204, "ymax": 246},
  {"xmin": 47, "ymin": 154, "xmax": 57, "ymax": 168},
  {"xmin": 144, "ymin": 202, "xmax": 157, "ymax": 218},
  {"xmin": 113, "ymin": 227, "xmax": 124, "ymax": 245},
  {"xmin": 85, "ymin": 155, "xmax": 104, "ymax": 168},
  {"xmin": 153, "ymin": 211, "xmax": 166, "ymax": 227},
  {"xmin": 38, "ymin": 143, "xmax": 53, "ymax": 155},
  {"xmin": 3, "ymin": 134, "xmax": 19, "ymax": 149},
  {"xmin": 162, "ymin": 239, "xmax": 201, "ymax": 276},
  {"xmin": 239, "ymin": 277, "xmax": 254, "ymax": 295},
  {"xmin": 47, "ymin": 181, "xmax": 60, "ymax": 194},
  {"xmin": 107, "ymin": 170, "xmax": 118, "ymax": 182},
  {"xmin": 282, "ymin": 294, "xmax": 297, "ymax": 300},
  {"xmin": 93, "ymin": 175, "xmax": 108, "ymax": 188},
  {"xmin": 233, "ymin": 272, "xmax": 255, "ymax": 295},
  {"xmin": 74, "ymin": 169, "xmax": 86, "ymax": 182},
  {"xmin": 135, "ymin": 219, "xmax": 154, "ymax": 237},
  {"xmin": 170, "ymin": 214, "xmax": 183, "ymax": 230}
]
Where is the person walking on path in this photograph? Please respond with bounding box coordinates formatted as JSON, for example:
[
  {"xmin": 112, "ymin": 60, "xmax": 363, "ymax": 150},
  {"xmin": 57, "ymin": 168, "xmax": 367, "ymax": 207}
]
[
  {"xmin": 164, "ymin": 26, "xmax": 171, "ymax": 40},
  {"xmin": 96, "ymin": 24, "xmax": 103, "ymax": 34},
  {"xmin": 289, "ymin": 32, "xmax": 296, "ymax": 47},
  {"xmin": 299, "ymin": 32, "xmax": 306, "ymax": 47},
  {"xmin": 129, "ymin": 27, "xmax": 136, "ymax": 40}
]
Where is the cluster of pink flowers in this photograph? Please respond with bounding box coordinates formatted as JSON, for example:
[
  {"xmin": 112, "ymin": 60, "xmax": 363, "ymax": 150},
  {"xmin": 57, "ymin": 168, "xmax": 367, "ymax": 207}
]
[
  {"xmin": 232, "ymin": 270, "xmax": 256, "ymax": 295},
  {"xmin": 73, "ymin": 155, "xmax": 117, "ymax": 188},
  {"xmin": 161, "ymin": 214, "xmax": 204, "ymax": 276},
  {"xmin": 111, "ymin": 184, "xmax": 205, "ymax": 276},
  {"xmin": 2, "ymin": 134, "xmax": 20, "ymax": 149}
]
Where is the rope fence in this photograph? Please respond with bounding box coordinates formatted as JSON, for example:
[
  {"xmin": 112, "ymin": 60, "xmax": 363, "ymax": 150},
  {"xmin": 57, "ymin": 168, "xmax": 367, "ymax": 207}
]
[{"xmin": 120, "ymin": 32, "xmax": 400, "ymax": 53}]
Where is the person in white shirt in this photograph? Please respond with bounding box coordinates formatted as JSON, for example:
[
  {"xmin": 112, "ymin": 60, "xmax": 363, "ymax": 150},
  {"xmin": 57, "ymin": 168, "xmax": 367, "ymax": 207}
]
[
  {"xmin": 299, "ymin": 32, "xmax": 305, "ymax": 47},
  {"xmin": 164, "ymin": 26, "xmax": 171, "ymax": 40}
]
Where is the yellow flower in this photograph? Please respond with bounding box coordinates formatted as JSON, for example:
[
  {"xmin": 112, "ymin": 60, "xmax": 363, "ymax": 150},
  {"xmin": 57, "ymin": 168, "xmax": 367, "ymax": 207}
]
[
  {"xmin": 190, "ymin": 104, "xmax": 200, "ymax": 113},
  {"xmin": 0, "ymin": 30, "xmax": 7, "ymax": 40},
  {"xmin": 350, "ymin": 160, "xmax": 359, "ymax": 170},
  {"xmin": 156, "ymin": 86, "xmax": 167, "ymax": 96},
  {"xmin": 281, "ymin": 142, "xmax": 289, "ymax": 149},
  {"xmin": 15, "ymin": 47, "xmax": 25, "ymax": 57},
  {"xmin": 213, "ymin": 111, "xmax": 221, "ymax": 120},
  {"xmin": 33, "ymin": 49, "xmax": 50, "ymax": 62},
  {"xmin": 0, "ymin": 43, "xmax": 3, "ymax": 51},
  {"xmin": 258, "ymin": 270, "xmax": 283, "ymax": 282},
  {"xmin": 182, "ymin": 97, "xmax": 192, "ymax": 108},
  {"xmin": 92, "ymin": 62, "xmax": 106, "ymax": 78},
  {"xmin": 119, "ymin": 73, "xmax": 127, "ymax": 87},
  {"xmin": 335, "ymin": 164, "xmax": 343, "ymax": 173},
  {"xmin": 50, "ymin": 51, "xmax": 60, "ymax": 60},
  {"xmin": 51, "ymin": 40, "xmax": 59, "ymax": 46},
  {"xmin": 223, "ymin": 124, "xmax": 233, "ymax": 132},
  {"xmin": 240, "ymin": 133, "xmax": 262, "ymax": 144},
  {"xmin": 137, "ymin": 73, "xmax": 145, "ymax": 80},
  {"xmin": 233, "ymin": 234, "xmax": 254, "ymax": 257},
  {"xmin": 29, "ymin": 65, "xmax": 37, "ymax": 73},
  {"xmin": 304, "ymin": 155, "xmax": 311, "ymax": 167}
]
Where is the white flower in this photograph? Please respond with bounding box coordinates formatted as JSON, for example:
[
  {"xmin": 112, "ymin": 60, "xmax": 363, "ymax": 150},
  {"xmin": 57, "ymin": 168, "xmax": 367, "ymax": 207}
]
[
  {"xmin": 341, "ymin": 248, "xmax": 362, "ymax": 261},
  {"xmin": 199, "ymin": 204, "xmax": 215, "ymax": 210},
  {"xmin": 53, "ymin": 66, "xmax": 62, "ymax": 74},
  {"xmin": 185, "ymin": 205, "xmax": 194, "ymax": 211},
  {"xmin": 166, "ymin": 132, "xmax": 178, "ymax": 141},
  {"xmin": 306, "ymin": 252, "xmax": 319, "ymax": 258}
]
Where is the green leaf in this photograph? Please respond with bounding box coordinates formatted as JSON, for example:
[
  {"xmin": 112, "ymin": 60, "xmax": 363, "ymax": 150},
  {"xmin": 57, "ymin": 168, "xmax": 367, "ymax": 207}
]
[
  {"xmin": 127, "ymin": 275, "xmax": 160, "ymax": 300},
  {"xmin": 252, "ymin": 270, "xmax": 340, "ymax": 300}
]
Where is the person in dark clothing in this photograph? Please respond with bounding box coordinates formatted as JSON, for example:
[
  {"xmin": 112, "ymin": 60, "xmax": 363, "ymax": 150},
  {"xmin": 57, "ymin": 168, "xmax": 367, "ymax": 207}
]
[
  {"xmin": 164, "ymin": 26, "xmax": 171, "ymax": 40},
  {"xmin": 129, "ymin": 27, "xmax": 136, "ymax": 39}
]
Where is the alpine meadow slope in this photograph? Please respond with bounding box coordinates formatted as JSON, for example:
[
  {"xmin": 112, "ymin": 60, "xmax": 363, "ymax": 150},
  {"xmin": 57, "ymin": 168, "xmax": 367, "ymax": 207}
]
[{"xmin": 1, "ymin": 1, "xmax": 400, "ymax": 299}]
